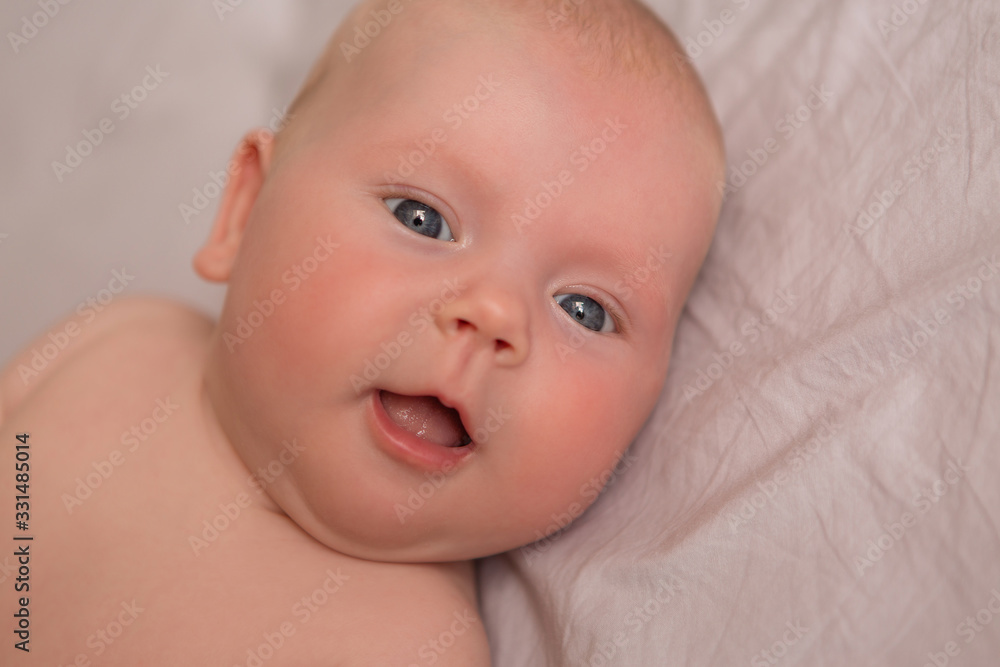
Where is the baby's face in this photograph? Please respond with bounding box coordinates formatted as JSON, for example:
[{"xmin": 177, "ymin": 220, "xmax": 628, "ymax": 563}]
[{"xmin": 205, "ymin": 6, "xmax": 720, "ymax": 561}]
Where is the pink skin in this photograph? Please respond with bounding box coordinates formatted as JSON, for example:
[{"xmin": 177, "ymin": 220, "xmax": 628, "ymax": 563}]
[{"xmin": 195, "ymin": 9, "xmax": 719, "ymax": 562}]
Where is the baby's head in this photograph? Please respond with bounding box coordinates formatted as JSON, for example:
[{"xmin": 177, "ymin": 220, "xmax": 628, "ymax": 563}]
[{"xmin": 195, "ymin": 0, "xmax": 723, "ymax": 562}]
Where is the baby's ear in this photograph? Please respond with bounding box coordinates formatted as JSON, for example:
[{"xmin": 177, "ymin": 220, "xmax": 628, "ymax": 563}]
[{"xmin": 193, "ymin": 128, "xmax": 275, "ymax": 282}]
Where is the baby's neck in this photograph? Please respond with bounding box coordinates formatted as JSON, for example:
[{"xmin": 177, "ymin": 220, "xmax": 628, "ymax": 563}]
[{"xmin": 197, "ymin": 347, "xmax": 286, "ymax": 517}]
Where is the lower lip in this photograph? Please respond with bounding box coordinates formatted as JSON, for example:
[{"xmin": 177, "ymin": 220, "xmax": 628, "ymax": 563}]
[{"xmin": 367, "ymin": 391, "xmax": 476, "ymax": 472}]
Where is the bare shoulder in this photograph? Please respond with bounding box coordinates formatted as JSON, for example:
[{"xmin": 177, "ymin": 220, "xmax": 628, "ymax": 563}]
[
  {"xmin": 0, "ymin": 295, "xmax": 214, "ymax": 422},
  {"xmin": 334, "ymin": 560, "xmax": 492, "ymax": 667}
]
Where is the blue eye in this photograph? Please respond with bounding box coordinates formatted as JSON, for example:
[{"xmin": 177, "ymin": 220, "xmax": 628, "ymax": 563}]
[
  {"xmin": 555, "ymin": 294, "xmax": 616, "ymax": 333},
  {"xmin": 385, "ymin": 198, "xmax": 455, "ymax": 242}
]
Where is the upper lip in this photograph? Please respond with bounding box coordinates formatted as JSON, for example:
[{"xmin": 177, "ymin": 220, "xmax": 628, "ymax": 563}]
[
  {"xmin": 438, "ymin": 393, "xmax": 475, "ymax": 444},
  {"xmin": 380, "ymin": 386, "xmax": 477, "ymax": 445}
]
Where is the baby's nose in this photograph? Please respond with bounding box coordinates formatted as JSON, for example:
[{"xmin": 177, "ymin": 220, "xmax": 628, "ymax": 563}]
[{"xmin": 433, "ymin": 278, "xmax": 529, "ymax": 367}]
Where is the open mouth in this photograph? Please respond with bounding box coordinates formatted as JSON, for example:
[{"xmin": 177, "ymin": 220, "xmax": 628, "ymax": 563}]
[{"xmin": 378, "ymin": 390, "xmax": 473, "ymax": 448}]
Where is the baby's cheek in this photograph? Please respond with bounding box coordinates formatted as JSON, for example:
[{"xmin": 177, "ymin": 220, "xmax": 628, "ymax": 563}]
[
  {"xmin": 511, "ymin": 375, "xmax": 633, "ymax": 517},
  {"xmin": 257, "ymin": 246, "xmax": 368, "ymax": 365}
]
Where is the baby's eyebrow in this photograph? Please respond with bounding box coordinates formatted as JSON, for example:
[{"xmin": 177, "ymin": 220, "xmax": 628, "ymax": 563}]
[
  {"xmin": 377, "ymin": 136, "xmax": 497, "ymax": 199},
  {"xmin": 611, "ymin": 242, "xmax": 671, "ymax": 307}
]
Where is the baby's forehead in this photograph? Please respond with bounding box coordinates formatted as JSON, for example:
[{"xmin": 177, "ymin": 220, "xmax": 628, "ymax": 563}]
[{"xmin": 281, "ymin": 0, "xmax": 721, "ymax": 307}]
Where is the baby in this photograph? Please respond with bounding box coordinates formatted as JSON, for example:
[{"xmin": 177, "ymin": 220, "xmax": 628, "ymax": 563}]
[{"xmin": 1, "ymin": 0, "xmax": 723, "ymax": 664}]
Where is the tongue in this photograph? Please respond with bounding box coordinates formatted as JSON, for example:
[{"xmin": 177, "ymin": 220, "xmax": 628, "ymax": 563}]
[{"xmin": 380, "ymin": 391, "xmax": 470, "ymax": 447}]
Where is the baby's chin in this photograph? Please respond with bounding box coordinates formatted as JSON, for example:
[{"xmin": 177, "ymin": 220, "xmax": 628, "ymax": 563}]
[
  {"xmin": 284, "ymin": 479, "xmax": 597, "ymax": 563},
  {"xmin": 261, "ymin": 483, "xmax": 488, "ymax": 563},
  {"xmin": 305, "ymin": 521, "xmax": 503, "ymax": 564}
]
